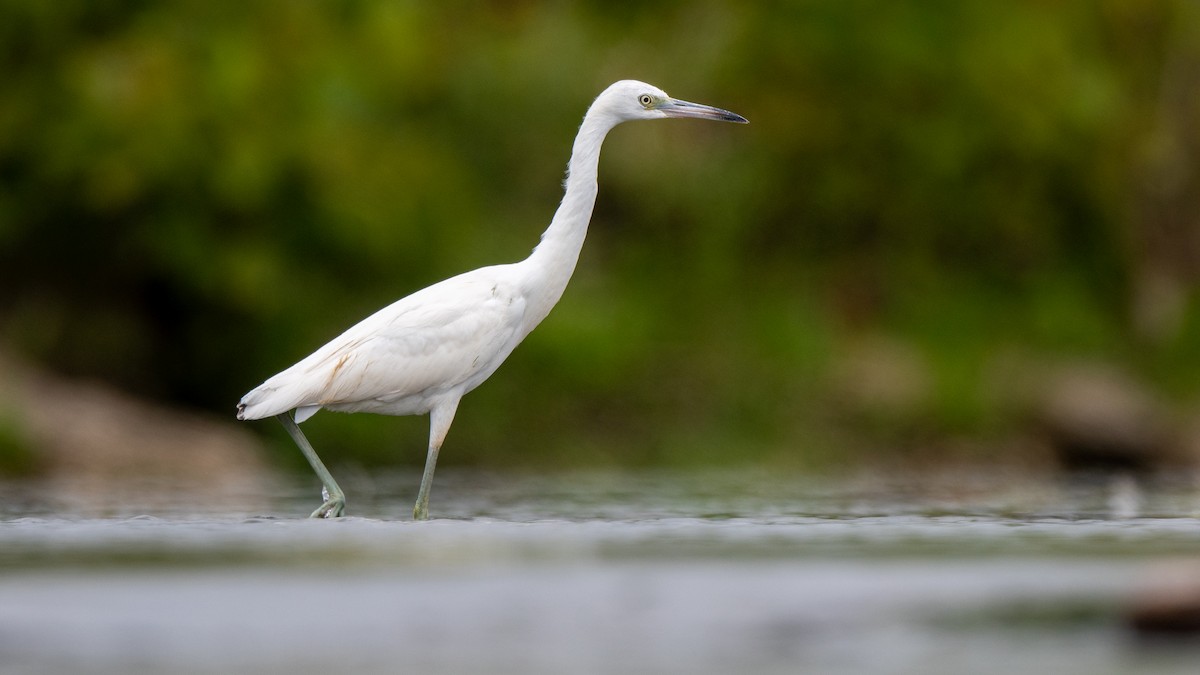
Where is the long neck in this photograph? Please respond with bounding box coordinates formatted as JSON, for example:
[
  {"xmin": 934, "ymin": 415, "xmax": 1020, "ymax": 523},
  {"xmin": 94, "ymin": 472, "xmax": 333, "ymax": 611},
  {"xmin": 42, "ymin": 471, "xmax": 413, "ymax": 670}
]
[{"xmin": 519, "ymin": 110, "xmax": 616, "ymax": 328}]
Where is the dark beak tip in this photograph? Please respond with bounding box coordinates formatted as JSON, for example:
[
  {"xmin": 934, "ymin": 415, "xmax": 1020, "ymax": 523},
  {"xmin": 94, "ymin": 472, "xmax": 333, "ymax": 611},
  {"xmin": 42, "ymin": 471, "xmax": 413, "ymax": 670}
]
[{"xmin": 712, "ymin": 108, "xmax": 748, "ymax": 124}]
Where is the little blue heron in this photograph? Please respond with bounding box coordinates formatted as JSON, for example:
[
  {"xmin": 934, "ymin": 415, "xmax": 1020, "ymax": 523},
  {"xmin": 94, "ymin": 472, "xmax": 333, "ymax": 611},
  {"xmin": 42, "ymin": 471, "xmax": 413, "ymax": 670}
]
[{"xmin": 237, "ymin": 80, "xmax": 747, "ymax": 519}]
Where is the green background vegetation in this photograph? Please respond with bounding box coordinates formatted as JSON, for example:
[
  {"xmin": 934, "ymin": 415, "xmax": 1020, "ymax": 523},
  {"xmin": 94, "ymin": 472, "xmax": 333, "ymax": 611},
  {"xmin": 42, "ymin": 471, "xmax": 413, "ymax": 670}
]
[{"xmin": 1, "ymin": 1, "xmax": 1198, "ymax": 472}]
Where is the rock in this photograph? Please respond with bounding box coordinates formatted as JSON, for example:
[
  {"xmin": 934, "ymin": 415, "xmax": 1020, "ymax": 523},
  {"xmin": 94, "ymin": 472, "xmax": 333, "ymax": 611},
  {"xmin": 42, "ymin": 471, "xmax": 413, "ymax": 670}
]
[
  {"xmin": 0, "ymin": 350, "xmax": 274, "ymax": 514},
  {"xmin": 1126, "ymin": 559, "xmax": 1200, "ymax": 639},
  {"xmin": 1038, "ymin": 364, "xmax": 1175, "ymax": 471}
]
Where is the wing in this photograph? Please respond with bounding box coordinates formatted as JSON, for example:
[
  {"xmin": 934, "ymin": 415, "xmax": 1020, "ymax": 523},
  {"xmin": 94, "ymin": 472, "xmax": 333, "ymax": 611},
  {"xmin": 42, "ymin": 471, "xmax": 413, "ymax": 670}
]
[{"xmin": 238, "ymin": 266, "xmax": 528, "ymax": 420}]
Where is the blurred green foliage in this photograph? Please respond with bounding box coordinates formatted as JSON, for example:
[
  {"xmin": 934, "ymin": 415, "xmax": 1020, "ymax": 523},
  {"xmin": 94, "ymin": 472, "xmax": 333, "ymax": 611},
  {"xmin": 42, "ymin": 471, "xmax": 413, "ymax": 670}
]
[
  {"xmin": 0, "ymin": 411, "xmax": 37, "ymax": 476},
  {"xmin": 1, "ymin": 1, "xmax": 1198, "ymax": 469}
]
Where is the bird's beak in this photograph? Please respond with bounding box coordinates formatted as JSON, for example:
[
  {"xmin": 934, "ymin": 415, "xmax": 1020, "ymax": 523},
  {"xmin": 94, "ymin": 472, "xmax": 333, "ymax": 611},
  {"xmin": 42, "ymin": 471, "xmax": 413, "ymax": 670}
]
[{"xmin": 659, "ymin": 98, "xmax": 749, "ymax": 124}]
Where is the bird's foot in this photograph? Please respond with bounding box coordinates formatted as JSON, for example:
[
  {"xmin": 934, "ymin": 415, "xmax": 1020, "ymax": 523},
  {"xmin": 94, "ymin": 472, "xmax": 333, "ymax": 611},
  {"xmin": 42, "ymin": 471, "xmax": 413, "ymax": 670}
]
[
  {"xmin": 413, "ymin": 502, "xmax": 430, "ymax": 521},
  {"xmin": 310, "ymin": 496, "xmax": 345, "ymax": 519}
]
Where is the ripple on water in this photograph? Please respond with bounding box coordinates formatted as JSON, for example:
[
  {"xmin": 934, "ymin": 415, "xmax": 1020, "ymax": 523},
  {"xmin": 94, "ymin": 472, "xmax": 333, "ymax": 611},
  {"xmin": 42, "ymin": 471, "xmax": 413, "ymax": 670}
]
[{"xmin": 1, "ymin": 470, "xmax": 1200, "ymax": 674}]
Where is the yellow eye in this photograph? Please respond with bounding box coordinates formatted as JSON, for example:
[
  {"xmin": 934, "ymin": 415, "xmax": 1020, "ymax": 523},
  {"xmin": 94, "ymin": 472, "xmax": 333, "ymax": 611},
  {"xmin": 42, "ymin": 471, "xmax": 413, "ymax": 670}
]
[{"xmin": 638, "ymin": 94, "xmax": 654, "ymax": 107}]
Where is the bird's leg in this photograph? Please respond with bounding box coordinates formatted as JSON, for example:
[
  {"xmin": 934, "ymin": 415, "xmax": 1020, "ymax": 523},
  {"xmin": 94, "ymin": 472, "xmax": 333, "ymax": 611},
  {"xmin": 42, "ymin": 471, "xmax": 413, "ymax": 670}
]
[
  {"xmin": 413, "ymin": 445, "xmax": 439, "ymax": 522},
  {"xmin": 413, "ymin": 398, "xmax": 460, "ymax": 521},
  {"xmin": 277, "ymin": 413, "xmax": 345, "ymax": 518}
]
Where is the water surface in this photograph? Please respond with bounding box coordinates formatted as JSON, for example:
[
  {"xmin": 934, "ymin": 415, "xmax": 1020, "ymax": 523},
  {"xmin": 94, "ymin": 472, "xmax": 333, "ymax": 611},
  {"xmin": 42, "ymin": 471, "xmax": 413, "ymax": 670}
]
[{"xmin": 2, "ymin": 468, "xmax": 1198, "ymax": 674}]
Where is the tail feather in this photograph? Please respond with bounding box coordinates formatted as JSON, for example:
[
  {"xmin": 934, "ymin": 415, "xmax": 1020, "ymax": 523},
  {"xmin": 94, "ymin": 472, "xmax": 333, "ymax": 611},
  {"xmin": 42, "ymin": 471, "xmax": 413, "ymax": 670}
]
[
  {"xmin": 236, "ymin": 385, "xmax": 291, "ymax": 421},
  {"xmin": 238, "ymin": 343, "xmax": 343, "ymax": 422},
  {"xmin": 237, "ymin": 373, "xmax": 320, "ymax": 421}
]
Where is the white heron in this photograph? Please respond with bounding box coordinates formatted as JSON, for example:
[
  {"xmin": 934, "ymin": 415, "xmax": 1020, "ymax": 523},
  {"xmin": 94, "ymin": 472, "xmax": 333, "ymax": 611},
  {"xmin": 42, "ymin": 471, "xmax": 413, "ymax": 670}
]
[{"xmin": 237, "ymin": 80, "xmax": 747, "ymax": 519}]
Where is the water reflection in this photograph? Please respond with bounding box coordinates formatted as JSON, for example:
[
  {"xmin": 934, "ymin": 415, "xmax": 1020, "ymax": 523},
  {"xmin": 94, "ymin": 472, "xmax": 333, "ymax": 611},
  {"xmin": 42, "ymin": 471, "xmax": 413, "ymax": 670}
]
[
  {"xmin": 1, "ymin": 467, "xmax": 1198, "ymax": 675},
  {"xmin": 4, "ymin": 464, "xmax": 1197, "ymax": 522}
]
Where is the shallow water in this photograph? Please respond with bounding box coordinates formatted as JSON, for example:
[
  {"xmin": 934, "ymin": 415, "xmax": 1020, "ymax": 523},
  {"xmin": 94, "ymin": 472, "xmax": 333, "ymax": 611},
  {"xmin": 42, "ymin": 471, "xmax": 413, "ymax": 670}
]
[{"xmin": 2, "ymin": 468, "xmax": 1199, "ymax": 674}]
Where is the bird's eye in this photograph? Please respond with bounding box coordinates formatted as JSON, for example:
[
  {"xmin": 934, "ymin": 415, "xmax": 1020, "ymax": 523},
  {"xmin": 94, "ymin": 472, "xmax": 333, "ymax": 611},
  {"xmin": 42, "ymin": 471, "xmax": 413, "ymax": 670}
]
[{"xmin": 638, "ymin": 94, "xmax": 654, "ymax": 107}]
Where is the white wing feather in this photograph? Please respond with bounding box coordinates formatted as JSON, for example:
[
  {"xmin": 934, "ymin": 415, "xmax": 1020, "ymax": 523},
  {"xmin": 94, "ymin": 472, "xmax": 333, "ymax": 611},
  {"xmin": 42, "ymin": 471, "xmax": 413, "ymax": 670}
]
[{"xmin": 238, "ymin": 265, "xmax": 527, "ymax": 421}]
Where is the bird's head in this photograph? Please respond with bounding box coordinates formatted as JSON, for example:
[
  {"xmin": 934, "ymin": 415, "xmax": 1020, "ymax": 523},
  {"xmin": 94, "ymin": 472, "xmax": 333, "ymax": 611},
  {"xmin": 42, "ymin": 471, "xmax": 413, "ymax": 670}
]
[{"xmin": 591, "ymin": 80, "xmax": 748, "ymax": 125}]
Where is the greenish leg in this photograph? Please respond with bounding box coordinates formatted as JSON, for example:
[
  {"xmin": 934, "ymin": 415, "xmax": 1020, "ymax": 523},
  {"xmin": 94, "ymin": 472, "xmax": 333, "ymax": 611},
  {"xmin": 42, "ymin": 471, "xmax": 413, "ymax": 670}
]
[
  {"xmin": 413, "ymin": 444, "xmax": 439, "ymax": 521},
  {"xmin": 277, "ymin": 413, "xmax": 345, "ymax": 519},
  {"xmin": 413, "ymin": 397, "xmax": 460, "ymax": 521}
]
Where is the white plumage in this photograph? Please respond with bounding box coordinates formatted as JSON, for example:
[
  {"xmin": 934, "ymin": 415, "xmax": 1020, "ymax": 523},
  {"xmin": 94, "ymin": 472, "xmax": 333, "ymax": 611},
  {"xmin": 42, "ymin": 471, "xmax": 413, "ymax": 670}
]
[
  {"xmin": 237, "ymin": 80, "xmax": 747, "ymax": 519},
  {"xmin": 240, "ymin": 269, "xmax": 526, "ymax": 423}
]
